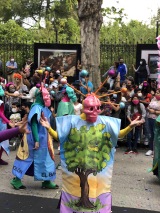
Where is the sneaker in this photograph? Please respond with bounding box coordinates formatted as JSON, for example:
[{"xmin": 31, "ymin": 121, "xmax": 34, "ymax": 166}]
[
  {"xmin": 145, "ymin": 150, "xmax": 153, "ymax": 156},
  {"xmin": 125, "ymin": 148, "xmax": 133, "ymax": 154},
  {"xmin": 0, "ymin": 159, "xmax": 8, "ymax": 165},
  {"xmin": 132, "ymin": 148, "xmax": 138, "ymax": 154}
]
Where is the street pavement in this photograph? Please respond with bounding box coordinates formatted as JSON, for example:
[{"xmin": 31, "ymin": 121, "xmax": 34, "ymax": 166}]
[{"xmin": 0, "ymin": 143, "xmax": 160, "ymax": 212}]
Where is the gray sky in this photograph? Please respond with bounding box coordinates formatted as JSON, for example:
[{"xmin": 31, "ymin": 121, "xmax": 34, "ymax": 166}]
[{"xmin": 102, "ymin": 0, "xmax": 160, "ymax": 24}]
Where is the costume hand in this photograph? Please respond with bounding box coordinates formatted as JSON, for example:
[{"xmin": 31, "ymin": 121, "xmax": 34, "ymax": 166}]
[
  {"xmin": 129, "ymin": 116, "xmax": 144, "ymax": 128},
  {"xmin": 33, "ymin": 142, "xmax": 39, "ymax": 150},
  {"xmin": 40, "ymin": 113, "xmax": 50, "ymax": 129}
]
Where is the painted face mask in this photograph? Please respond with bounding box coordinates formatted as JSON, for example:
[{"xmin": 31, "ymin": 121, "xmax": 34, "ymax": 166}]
[
  {"xmin": 83, "ymin": 94, "xmax": 101, "ymax": 123},
  {"xmin": 41, "ymin": 83, "xmax": 51, "ymax": 107},
  {"xmin": 132, "ymin": 100, "xmax": 139, "ymax": 105}
]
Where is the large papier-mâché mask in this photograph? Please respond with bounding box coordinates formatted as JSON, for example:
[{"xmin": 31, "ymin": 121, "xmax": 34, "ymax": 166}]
[
  {"xmin": 41, "ymin": 83, "xmax": 51, "ymax": 107},
  {"xmin": 83, "ymin": 94, "xmax": 101, "ymax": 123}
]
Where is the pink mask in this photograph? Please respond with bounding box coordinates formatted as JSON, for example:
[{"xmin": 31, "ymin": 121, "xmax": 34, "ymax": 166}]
[
  {"xmin": 41, "ymin": 83, "xmax": 51, "ymax": 107},
  {"xmin": 132, "ymin": 100, "xmax": 139, "ymax": 105},
  {"xmin": 83, "ymin": 94, "xmax": 101, "ymax": 123},
  {"xmin": 155, "ymin": 95, "xmax": 160, "ymax": 101}
]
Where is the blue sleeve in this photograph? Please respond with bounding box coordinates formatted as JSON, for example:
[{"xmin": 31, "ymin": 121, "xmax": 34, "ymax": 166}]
[
  {"xmin": 14, "ymin": 62, "xmax": 18, "ymax": 68},
  {"xmin": 87, "ymin": 81, "xmax": 93, "ymax": 90}
]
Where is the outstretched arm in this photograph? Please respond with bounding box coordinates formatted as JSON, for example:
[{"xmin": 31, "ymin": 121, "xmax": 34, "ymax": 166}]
[
  {"xmin": 118, "ymin": 116, "xmax": 144, "ymax": 138},
  {"xmin": 0, "ymin": 117, "xmax": 29, "ymax": 143}
]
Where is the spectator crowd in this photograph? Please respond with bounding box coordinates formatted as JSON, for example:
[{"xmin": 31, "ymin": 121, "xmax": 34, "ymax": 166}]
[{"xmin": 0, "ymin": 56, "xmax": 158, "ymax": 168}]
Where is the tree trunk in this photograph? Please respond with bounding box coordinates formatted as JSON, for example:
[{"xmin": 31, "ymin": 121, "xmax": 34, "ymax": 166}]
[
  {"xmin": 78, "ymin": 0, "xmax": 103, "ymax": 90},
  {"xmin": 76, "ymin": 170, "xmax": 95, "ymax": 209}
]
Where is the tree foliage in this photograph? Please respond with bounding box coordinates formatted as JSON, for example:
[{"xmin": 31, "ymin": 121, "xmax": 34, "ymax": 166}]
[
  {"xmin": 63, "ymin": 123, "xmax": 113, "ymax": 208},
  {"xmin": 64, "ymin": 124, "xmax": 112, "ymax": 174}
]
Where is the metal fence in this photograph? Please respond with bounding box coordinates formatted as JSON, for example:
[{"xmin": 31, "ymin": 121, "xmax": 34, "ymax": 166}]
[{"xmin": 0, "ymin": 39, "xmax": 155, "ymax": 79}]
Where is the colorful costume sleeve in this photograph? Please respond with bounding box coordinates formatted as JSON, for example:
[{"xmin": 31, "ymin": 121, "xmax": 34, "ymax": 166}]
[
  {"xmin": 118, "ymin": 125, "xmax": 132, "ymax": 138},
  {"xmin": 0, "ymin": 127, "xmax": 19, "ymax": 143},
  {"xmin": 31, "ymin": 114, "xmax": 39, "ymax": 142},
  {"xmin": 0, "ymin": 111, "xmax": 10, "ymax": 124},
  {"xmin": 48, "ymin": 127, "xmax": 58, "ymax": 141}
]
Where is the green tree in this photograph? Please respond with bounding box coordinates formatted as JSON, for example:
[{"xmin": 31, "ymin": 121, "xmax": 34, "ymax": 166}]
[
  {"xmin": 0, "ymin": 20, "xmax": 28, "ymax": 41},
  {"xmin": 64, "ymin": 124, "xmax": 112, "ymax": 208}
]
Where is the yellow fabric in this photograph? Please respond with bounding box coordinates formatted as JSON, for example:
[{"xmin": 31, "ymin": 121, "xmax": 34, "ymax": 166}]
[
  {"xmin": 80, "ymin": 113, "xmax": 86, "ymax": 120},
  {"xmin": 118, "ymin": 125, "xmax": 132, "ymax": 138},
  {"xmin": 48, "ymin": 127, "xmax": 58, "ymax": 141},
  {"xmin": 47, "ymin": 114, "xmax": 131, "ymax": 141}
]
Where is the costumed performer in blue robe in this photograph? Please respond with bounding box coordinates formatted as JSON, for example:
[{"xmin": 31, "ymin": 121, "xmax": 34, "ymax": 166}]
[{"xmin": 10, "ymin": 83, "xmax": 59, "ymax": 190}]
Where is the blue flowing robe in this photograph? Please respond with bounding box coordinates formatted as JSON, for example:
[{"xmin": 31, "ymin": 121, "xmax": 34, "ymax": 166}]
[{"xmin": 12, "ymin": 105, "xmax": 56, "ymax": 181}]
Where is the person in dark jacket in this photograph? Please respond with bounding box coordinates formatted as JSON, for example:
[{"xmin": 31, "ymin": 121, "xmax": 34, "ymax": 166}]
[{"xmin": 133, "ymin": 59, "xmax": 150, "ymax": 85}]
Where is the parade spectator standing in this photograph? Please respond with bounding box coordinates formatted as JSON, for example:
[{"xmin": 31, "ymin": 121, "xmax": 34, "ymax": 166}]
[
  {"xmin": 117, "ymin": 58, "xmax": 127, "ymax": 84},
  {"xmin": 146, "ymin": 88, "xmax": 160, "ymax": 156},
  {"xmin": 133, "ymin": 59, "xmax": 150, "ymax": 85},
  {"xmin": 6, "ymin": 56, "xmax": 17, "ymax": 82},
  {"xmin": 125, "ymin": 94, "xmax": 146, "ymax": 154}
]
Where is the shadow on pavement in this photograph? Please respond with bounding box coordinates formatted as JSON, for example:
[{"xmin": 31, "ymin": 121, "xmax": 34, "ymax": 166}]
[{"xmin": 0, "ymin": 192, "xmax": 159, "ymax": 213}]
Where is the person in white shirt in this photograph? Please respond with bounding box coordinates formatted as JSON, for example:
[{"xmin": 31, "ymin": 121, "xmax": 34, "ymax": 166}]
[{"xmin": 73, "ymin": 99, "xmax": 83, "ymax": 115}]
